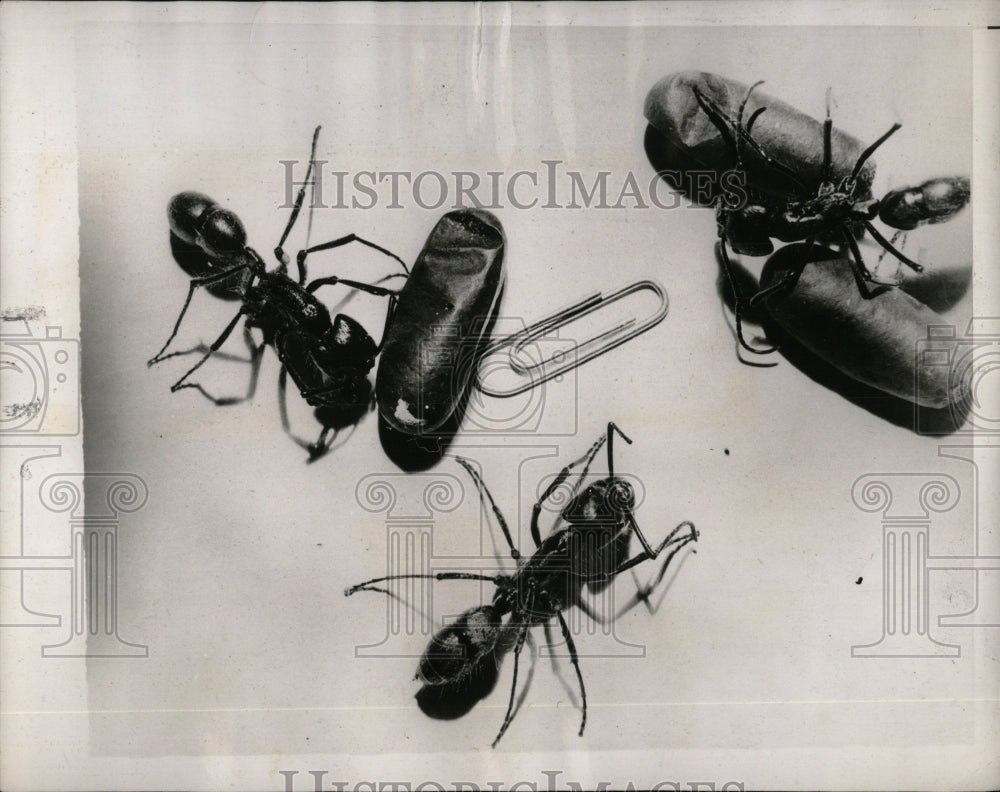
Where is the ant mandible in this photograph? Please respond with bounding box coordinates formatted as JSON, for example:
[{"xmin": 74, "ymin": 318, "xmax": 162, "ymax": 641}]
[
  {"xmin": 693, "ymin": 82, "xmax": 970, "ymax": 355},
  {"xmin": 148, "ymin": 126, "xmax": 409, "ymax": 459},
  {"xmin": 345, "ymin": 422, "xmax": 699, "ymax": 746}
]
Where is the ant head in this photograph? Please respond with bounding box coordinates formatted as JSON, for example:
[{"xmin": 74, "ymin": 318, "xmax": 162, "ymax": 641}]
[
  {"xmin": 417, "ymin": 605, "xmax": 501, "ymax": 687},
  {"xmin": 564, "ymin": 477, "xmax": 635, "ymax": 523},
  {"xmin": 607, "ymin": 477, "xmax": 636, "ymax": 513}
]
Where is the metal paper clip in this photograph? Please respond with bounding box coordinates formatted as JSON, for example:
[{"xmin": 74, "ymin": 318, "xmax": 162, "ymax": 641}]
[{"xmin": 476, "ymin": 279, "xmax": 669, "ymax": 398}]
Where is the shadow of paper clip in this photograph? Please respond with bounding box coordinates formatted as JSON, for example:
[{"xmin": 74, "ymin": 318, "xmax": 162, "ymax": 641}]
[{"xmin": 476, "ymin": 279, "xmax": 669, "ymax": 397}]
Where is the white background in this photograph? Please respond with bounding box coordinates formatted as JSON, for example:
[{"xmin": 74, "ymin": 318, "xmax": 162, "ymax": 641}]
[{"xmin": 2, "ymin": 4, "xmax": 998, "ymax": 791}]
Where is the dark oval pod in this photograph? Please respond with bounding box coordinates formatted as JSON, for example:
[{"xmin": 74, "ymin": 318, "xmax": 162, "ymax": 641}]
[
  {"xmin": 644, "ymin": 71, "xmax": 874, "ymax": 199},
  {"xmin": 377, "ymin": 209, "xmax": 505, "ymax": 434},
  {"xmin": 760, "ymin": 244, "xmax": 965, "ymax": 408}
]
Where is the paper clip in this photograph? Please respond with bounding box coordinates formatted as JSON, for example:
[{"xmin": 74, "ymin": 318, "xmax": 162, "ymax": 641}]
[{"xmin": 476, "ymin": 279, "xmax": 669, "ymax": 398}]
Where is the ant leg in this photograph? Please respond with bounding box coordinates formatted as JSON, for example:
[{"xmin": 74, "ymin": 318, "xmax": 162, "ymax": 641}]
[
  {"xmin": 718, "ymin": 237, "xmax": 778, "ymax": 355},
  {"xmin": 345, "ymin": 571, "xmax": 506, "ymax": 598},
  {"xmin": 614, "ymin": 522, "xmax": 698, "ymax": 616},
  {"xmin": 556, "ymin": 611, "xmax": 587, "ymax": 737},
  {"xmin": 276, "ymin": 365, "xmax": 339, "ymax": 460},
  {"xmin": 219, "ymin": 326, "xmax": 265, "ymax": 405},
  {"xmin": 570, "ymin": 519, "xmax": 690, "ymax": 623},
  {"xmin": 573, "ymin": 596, "xmax": 606, "ymax": 625},
  {"xmin": 572, "ymin": 523, "xmax": 696, "ymax": 626},
  {"xmin": 296, "ymin": 234, "xmax": 410, "ymax": 285},
  {"xmin": 748, "ymin": 245, "xmax": 811, "ymax": 308},
  {"xmin": 734, "ymin": 82, "xmax": 807, "ymax": 193},
  {"xmin": 624, "ymin": 510, "xmax": 657, "ymax": 558},
  {"xmin": 541, "ymin": 620, "xmax": 568, "ymax": 673},
  {"xmin": 274, "ymin": 126, "xmax": 322, "ymax": 275},
  {"xmin": 539, "ymin": 609, "xmax": 585, "ymax": 711},
  {"xmin": 850, "ymin": 123, "xmax": 901, "ymax": 183},
  {"xmin": 609, "ymin": 520, "xmax": 697, "ymax": 580},
  {"xmin": 148, "ymin": 264, "xmax": 253, "ymax": 366},
  {"xmin": 530, "ymin": 432, "xmax": 609, "ymax": 547},
  {"xmin": 693, "ymin": 83, "xmax": 806, "ymax": 194},
  {"xmin": 277, "ymin": 366, "xmax": 296, "ymax": 441},
  {"xmin": 507, "ymin": 629, "xmax": 538, "ymax": 731},
  {"xmin": 743, "ymin": 107, "xmax": 766, "ymax": 138},
  {"xmin": 863, "ymin": 221, "xmax": 924, "ymax": 273},
  {"xmin": 841, "ymin": 227, "xmax": 895, "ymax": 295},
  {"xmin": 692, "ymin": 86, "xmax": 738, "ymax": 154},
  {"xmin": 492, "ymin": 624, "xmax": 529, "ymax": 748},
  {"xmin": 153, "ymin": 324, "xmax": 262, "ymax": 365},
  {"xmin": 735, "ymin": 132, "xmax": 807, "ymax": 193},
  {"xmin": 843, "ymin": 228, "xmax": 876, "ymax": 290},
  {"xmin": 307, "ymin": 426, "xmax": 337, "ymax": 462},
  {"xmin": 169, "ymin": 309, "xmax": 246, "ymax": 399},
  {"xmin": 349, "ymin": 575, "xmax": 433, "ymax": 625},
  {"xmin": 733, "ymin": 80, "xmax": 765, "ymax": 165},
  {"xmin": 877, "ymin": 229, "xmax": 907, "ymax": 265},
  {"xmin": 455, "ymin": 457, "xmax": 519, "ymax": 560},
  {"xmin": 375, "ymin": 292, "xmax": 398, "ymax": 353},
  {"xmin": 748, "ymin": 267, "xmax": 802, "ymax": 306},
  {"xmin": 306, "ymin": 274, "xmax": 400, "ymax": 299},
  {"xmin": 308, "ymin": 271, "xmax": 403, "ymax": 352}
]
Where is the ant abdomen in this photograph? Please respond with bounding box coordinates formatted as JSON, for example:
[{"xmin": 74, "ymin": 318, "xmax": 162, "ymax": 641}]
[
  {"xmin": 416, "ymin": 606, "xmax": 501, "ymax": 686},
  {"xmin": 168, "ymin": 191, "xmax": 247, "ymax": 258},
  {"xmin": 878, "ymin": 177, "xmax": 971, "ymax": 231}
]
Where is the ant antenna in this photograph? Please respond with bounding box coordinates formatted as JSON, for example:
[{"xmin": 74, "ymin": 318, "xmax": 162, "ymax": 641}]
[
  {"xmin": 734, "ymin": 80, "xmax": 765, "ymax": 167},
  {"xmin": 850, "ymin": 122, "xmax": 900, "ymax": 184},
  {"xmin": 821, "ymin": 89, "xmax": 834, "ymax": 182},
  {"xmin": 606, "ymin": 422, "xmax": 633, "ymax": 479},
  {"xmin": 455, "ymin": 456, "xmax": 519, "ymax": 560},
  {"xmin": 275, "ymin": 125, "xmax": 322, "ymax": 271}
]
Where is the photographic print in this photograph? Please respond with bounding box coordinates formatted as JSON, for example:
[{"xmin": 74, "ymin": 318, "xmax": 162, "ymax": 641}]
[{"xmin": 1, "ymin": 3, "xmax": 998, "ymax": 790}]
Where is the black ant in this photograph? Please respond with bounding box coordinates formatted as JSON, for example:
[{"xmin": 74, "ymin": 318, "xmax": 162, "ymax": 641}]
[
  {"xmin": 345, "ymin": 422, "xmax": 698, "ymax": 746},
  {"xmin": 148, "ymin": 126, "xmax": 409, "ymax": 460},
  {"xmin": 693, "ymin": 82, "xmax": 970, "ymax": 355}
]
